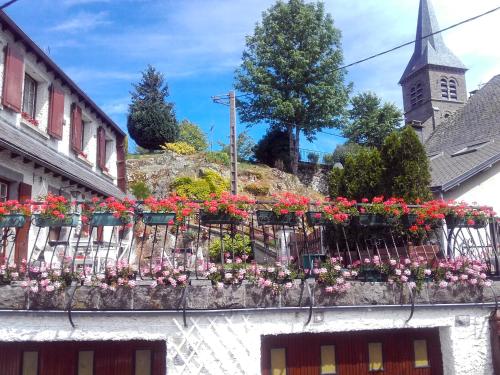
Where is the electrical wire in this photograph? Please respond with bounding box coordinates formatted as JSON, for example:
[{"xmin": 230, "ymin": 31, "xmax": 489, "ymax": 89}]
[{"xmin": 0, "ymin": 0, "xmax": 19, "ymax": 10}]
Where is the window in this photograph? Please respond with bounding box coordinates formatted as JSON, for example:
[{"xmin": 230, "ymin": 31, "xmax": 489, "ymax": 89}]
[
  {"xmin": 22, "ymin": 351, "xmax": 38, "ymax": 375},
  {"xmin": 0, "ymin": 180, "xmax": 8, "ymax": 202},
  {"xmin": 320, "ymin": 345, "xmax": 337, "ymax": 374},
  {"xmin": 414, "ymin": 340, "xmax": 429, "ymax": 368},
  {"xmin": 368, "ymin": 342, "xmax": 383, "ymax": 371},
  {"xmin": 270, "ymin": 348, "xmax": 287, "ymax": 375},
  {"xmin": 78, "ymin": 351, "xmax": 94, "ymax": 375},
  {"xmin": 410, "ymin": 83, "xmax": 423, "ymax": 107},
  {"xmin": 22, "ymin": 74, "xmax": 38, "ymax": 119},
  {"xmin": 135, "ymin": 349, "xmax": 152, "ymax": 375},
  {"xmin": 441, "ymin": 77, "xmax": 458, "ymax": 100}
]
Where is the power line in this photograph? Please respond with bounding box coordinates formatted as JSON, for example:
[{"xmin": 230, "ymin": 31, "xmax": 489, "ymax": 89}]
[
  {"xmin": 0, "ymin": 0, "xmax": 20, "ymax": 10},
  {"xmin": 334, "ymin": 4, "xmax": 500, "ymax": 72}
]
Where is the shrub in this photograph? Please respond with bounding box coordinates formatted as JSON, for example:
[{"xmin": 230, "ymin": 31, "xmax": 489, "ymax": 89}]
[
  {"xmin": 129, "ymin": 181, "xmax": 151, "ymax": 200},
  {"xmin": 161, "ymin": 141, "xmax": 196, "ymax": 155},
  {"xmin": 307, "ymin": 152, "xmax": 319, "ymax": 164},
  {"xmin": 178, "ymin": 120, "xmax": 208, "ymax": 151},
  {"xmin": 170, "ymin": 170, "xmax": 230, "ymax": 200},
  {"xmin": 204, "ymin": 151, "xmax": 230, "ymax": 166},
  {"xmin": 342, "ymin": 147, "xmax": 384, "ymax": 200},
  {"xmin": 244, "ymin": 182, "xmax": 270, "ymax": 196},
  {"xmin": 209, "ymin": 234, "xmax": 251, "ymax": 262},
  {"xmin": 327, "ymin": 167, "xmax": 345, "ymax": 198}
]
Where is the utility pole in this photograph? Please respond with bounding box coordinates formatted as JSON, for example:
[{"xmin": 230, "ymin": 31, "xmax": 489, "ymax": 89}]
[{"xmin": 211, "ymin": 91, "xmax": 238, "ymax": 195}]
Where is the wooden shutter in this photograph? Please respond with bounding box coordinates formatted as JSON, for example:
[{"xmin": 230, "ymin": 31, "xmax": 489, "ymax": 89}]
[
  {"xmin": 2, "ymin": 44, "xmax": 24, "ymax": 112},
  {"xmin": 116, "ymin": 134, "xmax": 127, "ymax": 192},
  {"xmin": 47, "ymin": 85, "xmax": 65, "ymax": 139},
  {"xmin": 97, "ymin": 127, "xmax": 106, "ymax": 169},
  {"xmin": 70, "ymin": 104, "xmax": 83, "ymax": 152},
  {"xmin": 15, "ymin": 182, "xmax": 31, "ymax": 263}
]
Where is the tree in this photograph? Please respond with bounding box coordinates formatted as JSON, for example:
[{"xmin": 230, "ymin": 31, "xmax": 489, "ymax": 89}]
[
  {"xmin": 342, "ymin": 92, "xmax": 402, "ymax": 148},
  {"xmin": 178, "ymin": 119, "xmax": 208, "ymax": 151},
  {"xmin": 220, "ymin": 131, "xmax": 256, "ymax": 161},
  {"xmin": 324, "ymin": 143, "xmax": 365, "ymax": 165},
  {"xmin": 341, "ymin": 147, "xmax": 384, "ymax": 200},
  {"xmin": 127, "ymin": 65, "xmax": 178, "ymax": 150},
  {"xmin": 254, "ymin": 128, "xmax": 290, "ymax": 170},
  {"xmin": 381, "ymin": 126, "xmax": 431, "ymax": 202},
  {"xmin": 235, "ymin": 0, "xmax": 351, "ymax": 175}
]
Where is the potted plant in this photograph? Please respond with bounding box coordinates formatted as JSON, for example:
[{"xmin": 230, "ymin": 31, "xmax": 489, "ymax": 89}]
[
  {"xmin": 141, "ymin": 196, "xmax": 177, "ymax": 226},
  {"xmin": 355, "ymin": 196, "xmax": 407, "ymax": 228},
  {"xmin": 33, "ymin": 194, "xmax": 79, "ymax": 227},
  {"xmin": 257, "ymin": 192, "xmax": 309, "ymax": 226},
  {"xmin": 0, "ymin": 200, "xmax": 31, "ymax": 228},
  {"xmin": 351, "ymin": 257, "xmax": 386, "ymax": 282},
  {"xmin": 146, "ymin": 263, "xmax": 189, "ymax": 288},
  {"xmin": 313, "ymin": 257, "xmax": 352, "ymax": 294},
  {"xmin": 444, "ymin": 201, "xmax": 493, "ymax": 229},
  {"xmin": 200, "ymin": 192, "xmax": 254, "ymax": 225},
  {"xmin": 84, "ymin": 197, "xmax": 135, "ymax": 227},
  {"xmin": 307, "ymin": 197, "xmax": 358, "ymax": 227}
]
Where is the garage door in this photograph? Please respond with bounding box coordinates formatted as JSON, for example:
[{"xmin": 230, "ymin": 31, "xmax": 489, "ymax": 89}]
[
  {"xmin": 0, "ymin": 340, "xmax": 165, "ymax": 375},
  {"xmin": 261, "ymin": 328, "xmax": 443, "ymax": 375}
]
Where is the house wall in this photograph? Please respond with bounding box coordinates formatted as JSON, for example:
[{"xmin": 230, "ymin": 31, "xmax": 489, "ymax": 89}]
[
  {"xmin": 0, "ymin": 306, "xmax": 492, "ymax": 375},
  {"xmin": 0, "ymin": 26, "xmax": 120, "ymax": 184},
  {"xmin": 443, "ymin": 162, "xmax": 500, "ymax": 214}
]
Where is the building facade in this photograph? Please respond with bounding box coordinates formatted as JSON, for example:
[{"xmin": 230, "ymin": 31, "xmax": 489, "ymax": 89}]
[{"xmin": 0, "ymin": 11, "xmax": 127, "ymax": 261}]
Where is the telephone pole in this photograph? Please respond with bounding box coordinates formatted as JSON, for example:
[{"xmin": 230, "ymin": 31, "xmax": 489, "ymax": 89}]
[{"xmin": 211, "ymin": 91, "xmax": 238, "ymax": 195}]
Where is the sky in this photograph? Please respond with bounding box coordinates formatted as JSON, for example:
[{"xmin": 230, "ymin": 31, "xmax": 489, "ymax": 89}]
[{"xmin": 5, "ymin": 0, "xmax": 500, "ymax": 154}]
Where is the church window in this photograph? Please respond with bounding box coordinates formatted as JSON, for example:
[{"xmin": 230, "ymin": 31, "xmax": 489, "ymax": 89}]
[
  {"xmin": 441, "ymin": 77, "xmax": 458, "ymax": 100},
  {"xmin": 441, "ymin": 78, "xmax": 449, "ymax": 99},
  {"xmin": 410, "ymin": 83, "xmax": 423, "ymax": 107},
  {"xmin": 449, "ymin": 79, "xmax": 458, "ymax": 99}
]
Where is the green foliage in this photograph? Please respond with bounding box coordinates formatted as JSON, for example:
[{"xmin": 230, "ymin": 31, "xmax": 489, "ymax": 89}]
[
  {"xmin": 342, "ymin": 147, "xmax": 384, "ymax": 200},
  {"xmin": 127, "ymin": 65, "xmax": 178, "ymax": 150},
  {"xmin": 170, "ymin": 170, "xmax": 229, "ymax": 200},
  {"xmin": 208, "ymin": 234, "xmax": 252, "ymax": 262},
  {"xmin": 220, "ymin": 131, "xmax": 256, "ymax": 161},
  {"xmin": 244, "ymin": 182, "xmax": 270, "ymax": 196},
  {"xmin": 178, "ymin": 119, "xmax": 208, "ymax": 151},
  {"xmin": 135, "ymin": 145, "xmax": 153, "ymax": 154},
  {"xmin": 161, "ymin": 141, "xmax": 197, "ymax": 155},
  {"xmin": 234, "ymin": 0, "xmax": 351, "ymax": 173},
  {"xmin": 129, "ymin": 181, "xmax": 151, "ymax": 200},
  {"xmin": 254, "ymin": 128, "xmax": 290, "ymax": 170},
  {"xmin": 327, "ymin": 167, "xmax": 344, "ymax": 197},
  {"xmin": 204, "ymin": 151, "xmax": 230, "ymax": 166},
  {"xmin": 381, "ymin": 126, "xmax": 432, "ymax": 203},
  {"xmin": 342, "ymin": 92, "xmax": 402, "ymax": 148},
  {"xmin": 324, "ymin": 143, "xmax": 365, "ymax": 166}
]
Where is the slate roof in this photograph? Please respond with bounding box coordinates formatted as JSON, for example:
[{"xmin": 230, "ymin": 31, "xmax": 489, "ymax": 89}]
[
  {"xmin": 425, "ymin": 75, "xmax": 500, "ymax": 191},
  {"xmin": 0, "ymin": 120, "xmax": 125, "ymax": 198},
  {"xmin": 399, "ymin": 0, "xmax": 467, "ymax": 83}
]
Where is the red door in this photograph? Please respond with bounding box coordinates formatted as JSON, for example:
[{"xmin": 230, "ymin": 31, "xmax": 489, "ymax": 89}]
[
  {"xmin": 0, "ymin": 340, "xmax": 166, "ymax": 375},
  {"xmin": 262, "ymin": 329, "xmax": 443, "ymax": 375}
]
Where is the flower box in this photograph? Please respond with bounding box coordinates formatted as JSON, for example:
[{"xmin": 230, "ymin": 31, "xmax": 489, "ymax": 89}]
[
  {"xmin": 445, "ymin": 215, "xmax": 489, "ymax": 229},
  {"xmin": 401, "ymin": 213, "xmax": 418, "ymax": 228},
  {"xmin": 354, "ymin": 213, "xmax": 391, "ymax": 228},
  {"xmin": 142, "ymin": 212, "xmax": 176, "ymax": 226},
  {"xmin": 306, "ymin": 211, "xmax": 327, "ymax": 226},
  {"xmin": 360, "ymin": 266, "xmax": 385, "ymax": 282},
  {"xmin": 91, "ymin": 212, "xmax": 132, "ymax": 227},
  {"xmin": 302, "ymin": 253, "xmax": 326, "ymax": 270},
  {"xmin": 256, "ymin": 210, "xmax": 298, "ymax": 226},
  {"xmin": 34, "ymin": 213, "xmax": 79, "ymax": 228},
  {"xmin": 200, "ymin": 211, "xmax": 241, "ymax": 225},
  {"xmin": 0, "ymin": 214, "xmax": 27, "ymax": 228}
]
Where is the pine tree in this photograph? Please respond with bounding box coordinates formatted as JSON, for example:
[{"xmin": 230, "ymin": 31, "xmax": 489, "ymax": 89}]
[
  {"xmin": 381, "ymin": 126, "xmax": 431, "ymax": 202},
  {"xmin": 127, "ymin": 65, "xmax": 178, "ymax": 150},
  {"xmin": 341, "ymin": 147, "xmax": 384, "ymax": 200}
]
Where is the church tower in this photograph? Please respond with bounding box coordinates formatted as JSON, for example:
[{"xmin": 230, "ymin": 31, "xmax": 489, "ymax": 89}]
[{"xmin": 400, "ymin": 0, "xmax": 468, "ymax": 142}]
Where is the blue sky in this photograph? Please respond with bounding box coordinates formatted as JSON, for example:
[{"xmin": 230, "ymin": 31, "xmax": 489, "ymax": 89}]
[{"xmin": 6, "ymin": 0, "xmax": 500, "ymax": 153}]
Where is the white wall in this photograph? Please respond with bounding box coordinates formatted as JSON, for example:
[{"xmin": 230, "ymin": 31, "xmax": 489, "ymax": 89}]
[{"xmin": 0, "ymin": 306, "xmax": 493, "ymax": 375}]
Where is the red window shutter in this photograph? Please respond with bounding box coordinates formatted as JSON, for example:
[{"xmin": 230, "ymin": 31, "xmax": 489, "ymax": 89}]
[
  {"xmin": 2, "ymin": 44, "xmax": 24, "ymax": 112},
  {"xmin": 70, "ymin": 104, "xmax": 83, "ymax": 152},
  {"xmin": 48, "ymin": 85, "xmax": 65, "ymax": 139},
  {"xmin": 116, "ymin": 134, "xmax": 127, "ymax": 192},
  {"xmin": 97, "ymin": 127, "xmax": 106, "ymax": 169}
]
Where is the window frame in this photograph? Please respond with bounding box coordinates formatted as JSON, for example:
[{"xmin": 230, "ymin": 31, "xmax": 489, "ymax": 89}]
[
  {"xmin": 22, "ymin": 73, "xmax": 38, "ymax": 120},
  {"xmin": 0, "ymin": 178, "xmax": 9, "ymax": 202},
  {"xmin": 410, "ymin": 82, "xmax": 423, "ymax": 107},
  {"xmin": 368, "ymin": 342, "xmax": 384, "ymax": 372}
]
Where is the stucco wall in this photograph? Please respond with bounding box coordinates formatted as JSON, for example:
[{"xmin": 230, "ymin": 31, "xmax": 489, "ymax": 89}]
[{"xmin": 0, "ymin": 306, "xmax": 493, "ymax": 375}]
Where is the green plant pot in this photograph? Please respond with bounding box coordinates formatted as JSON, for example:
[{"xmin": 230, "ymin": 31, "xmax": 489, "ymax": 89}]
[
  {"xmin": 445, "ymin": 214, "xmax": 489, "ymax": 229},
  {"xmin": 91, "ymin": 212, "xmax": 131, "ymax": 227},
  {"xmin": 142, "ymin": 212, "xmax": 176, "ymax": 226},
  {"xmin": 360, "ymin": 267, "xmax": 385, "ymax": 282},
  {"xmin": 256, "ymin": 210, "xmax": 298, "ymax": 226},
  {"xmin": 0, "ymin": 214, "xmax": 27, "ymax": 228},
  {"xmin": 200, "ymin": 211, "xmax": 241, "ymax": 225},
  {"xmin": 401, "ymin": 214, "xmax": 418, "ymax": 228},
  {"xmin": 355, "ymin": 213, "xmax": 390, "ymax": 228},
  {"xmin": 306, "ymin": 211, "xmax": 327, "ymax": 226},
  {"xmin": 302, "ymin": 253, "xmax": 326, "ymax": 270},
  {"xmin": 34, "ymin": 213, "xmax": 79, "ymax": 227}
]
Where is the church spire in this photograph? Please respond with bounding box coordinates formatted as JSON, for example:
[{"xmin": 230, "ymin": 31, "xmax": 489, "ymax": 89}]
[{"xmin": 399, "ymin": 0, "xmax": 467, "ymax": 83}]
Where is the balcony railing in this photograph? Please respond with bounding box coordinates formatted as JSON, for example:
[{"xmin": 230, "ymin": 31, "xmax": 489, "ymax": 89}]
[{"xmin": 0, "ymin": 200, "xmax": 499, "ymax": 293}]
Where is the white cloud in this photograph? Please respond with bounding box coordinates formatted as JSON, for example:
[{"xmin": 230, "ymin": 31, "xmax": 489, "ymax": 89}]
[
  {"xmin": 50, "ymin": 11, "xmax": 110, "ymax": 32},
  {"xmin": 101, "ymin": 98, "xmax": 129, "ymax": 115},
  {"xmin": 62, "ymin": 0, "xmax": 110, "ymax": 6}
]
